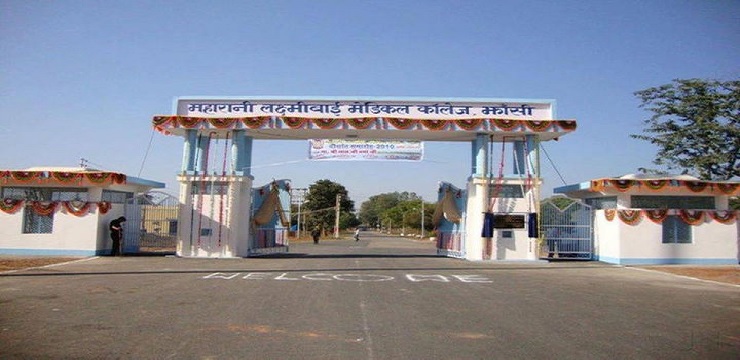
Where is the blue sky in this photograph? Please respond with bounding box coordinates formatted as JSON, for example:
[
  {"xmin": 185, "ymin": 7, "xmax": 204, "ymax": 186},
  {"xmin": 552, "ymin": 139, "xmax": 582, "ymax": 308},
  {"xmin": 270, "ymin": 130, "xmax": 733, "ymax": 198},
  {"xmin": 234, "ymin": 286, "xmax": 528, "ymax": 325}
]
[{"xmin": 1, "ymin": 0, "xmax": 738, "ymax": 205}]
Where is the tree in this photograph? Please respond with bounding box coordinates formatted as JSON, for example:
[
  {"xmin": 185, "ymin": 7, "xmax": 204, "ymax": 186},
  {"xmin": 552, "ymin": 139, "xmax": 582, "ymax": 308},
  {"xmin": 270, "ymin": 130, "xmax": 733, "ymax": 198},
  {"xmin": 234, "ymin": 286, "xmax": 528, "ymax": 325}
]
[
  {"xmin": 632, "ymin": 78, "xmax": 739, "ymax": 180},
  {"xmin": 303, "ymin": 179, "xmax": 355, "ymax": 233},
  {"xmin": 358, "ymin": 191, "xmax": 420, "ymax": 227}
]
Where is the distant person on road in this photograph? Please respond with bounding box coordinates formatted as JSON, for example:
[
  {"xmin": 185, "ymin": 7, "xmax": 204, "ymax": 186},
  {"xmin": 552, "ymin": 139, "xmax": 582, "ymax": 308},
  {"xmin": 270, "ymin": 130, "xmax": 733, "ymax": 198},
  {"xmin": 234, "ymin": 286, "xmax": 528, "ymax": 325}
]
[
  {"xmin": 109, "ymin": 216, "xmax": 126, "ymax": 256},
  {"xmin": 311, "ymin": 227, "xmax": 321, "ymax": 244},
  {"xmin": 354, "ymin": 228, "xmax": 360, "ymax": 241}
]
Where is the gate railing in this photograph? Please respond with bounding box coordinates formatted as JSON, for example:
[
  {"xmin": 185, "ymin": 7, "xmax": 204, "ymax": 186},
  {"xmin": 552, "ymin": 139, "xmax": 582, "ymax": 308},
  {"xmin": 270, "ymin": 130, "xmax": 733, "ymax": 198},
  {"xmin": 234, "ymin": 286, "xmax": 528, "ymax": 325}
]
[
  {"xmin": 123, "ymin": 191, "xmax": 179, "ymax": 254},
  {"xmin": 540, "ymin": 199, "xmax": 593, "ymax": 260}
]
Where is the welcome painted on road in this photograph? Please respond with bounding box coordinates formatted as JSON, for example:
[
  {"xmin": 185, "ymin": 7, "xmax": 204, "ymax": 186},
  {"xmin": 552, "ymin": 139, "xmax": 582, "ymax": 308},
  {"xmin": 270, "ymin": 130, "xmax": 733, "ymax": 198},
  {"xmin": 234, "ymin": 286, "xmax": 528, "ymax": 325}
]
[{"xmin": 202, "ymin": 272, "xmax": 493, "ymax": 283}]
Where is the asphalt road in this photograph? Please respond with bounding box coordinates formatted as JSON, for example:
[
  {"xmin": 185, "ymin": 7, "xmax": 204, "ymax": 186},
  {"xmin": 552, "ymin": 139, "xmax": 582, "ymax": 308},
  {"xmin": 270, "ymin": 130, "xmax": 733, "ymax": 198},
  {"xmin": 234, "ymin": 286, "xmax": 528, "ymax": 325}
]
[{"xmin": 1, "ymin": 232, "xmax": 738, "ymax": 359}]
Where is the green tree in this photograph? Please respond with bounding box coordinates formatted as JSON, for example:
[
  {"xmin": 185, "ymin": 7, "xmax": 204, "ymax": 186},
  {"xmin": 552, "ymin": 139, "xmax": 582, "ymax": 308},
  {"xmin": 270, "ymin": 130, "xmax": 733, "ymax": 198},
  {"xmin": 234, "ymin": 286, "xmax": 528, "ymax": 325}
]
[
  {"xmin": 632, "ymin": 78, "xmax": 739, "ymax": 180},
  {"xmin": 358, "ymin": 191, "xmax": 420, "ymax": 227},
  {"xmin": 303, "ymin": 179, "xmax": 355, "ymax": 233}
]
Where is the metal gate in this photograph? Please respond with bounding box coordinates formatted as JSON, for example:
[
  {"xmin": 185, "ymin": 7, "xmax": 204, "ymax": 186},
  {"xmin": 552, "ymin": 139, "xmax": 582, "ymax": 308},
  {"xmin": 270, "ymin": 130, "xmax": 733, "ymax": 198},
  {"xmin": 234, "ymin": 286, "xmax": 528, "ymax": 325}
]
[
  {"xmin": 540, "ymin": 198, "xmax": 593, "ymax": 260},
  {"xmin": 123, "ymin": 191, "xmax": 179, "ymax": 254}
]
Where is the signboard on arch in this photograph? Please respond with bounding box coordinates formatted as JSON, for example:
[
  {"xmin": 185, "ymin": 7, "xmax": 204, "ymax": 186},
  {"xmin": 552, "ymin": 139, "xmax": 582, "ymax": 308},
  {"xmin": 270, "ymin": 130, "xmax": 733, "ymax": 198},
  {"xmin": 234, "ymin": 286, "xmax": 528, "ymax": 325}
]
[{"xmin": 308, "ymin": 139, "xmax": 423, "ymax": 161}]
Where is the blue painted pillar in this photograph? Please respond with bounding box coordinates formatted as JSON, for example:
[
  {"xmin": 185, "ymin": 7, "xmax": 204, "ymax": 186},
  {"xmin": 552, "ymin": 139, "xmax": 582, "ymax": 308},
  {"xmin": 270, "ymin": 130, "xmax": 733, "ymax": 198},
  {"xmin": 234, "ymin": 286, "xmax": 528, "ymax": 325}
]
[
  {"xmin": 471, "ymin": 134, "xmax": 489, "ymax": 177},
  {"xmin": 196, "ymin": 134, "xmax": 211, "ymax": 174},
  {"xmin": 231, "ymin": 130, "xmax": 253, "ymax": 176},
  {"xmin": 513, "ymin": 140, "xmax": 525, "ymax": 176},
  {"xmin": 181, "ymin": 130, "xmax": 197, "ymax": 173},
  {"xmin": 526, "ymin": 135, "xmax": 537, "ymax": 177}
]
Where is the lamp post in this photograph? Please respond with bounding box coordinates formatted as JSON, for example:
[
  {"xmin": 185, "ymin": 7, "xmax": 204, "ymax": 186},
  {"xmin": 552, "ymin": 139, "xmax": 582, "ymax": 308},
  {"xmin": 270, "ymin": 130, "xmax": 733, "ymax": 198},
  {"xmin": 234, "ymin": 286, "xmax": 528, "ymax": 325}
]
[{"xmin": 420, "ymin": 198, "xmax": 425, "ymax": 239}]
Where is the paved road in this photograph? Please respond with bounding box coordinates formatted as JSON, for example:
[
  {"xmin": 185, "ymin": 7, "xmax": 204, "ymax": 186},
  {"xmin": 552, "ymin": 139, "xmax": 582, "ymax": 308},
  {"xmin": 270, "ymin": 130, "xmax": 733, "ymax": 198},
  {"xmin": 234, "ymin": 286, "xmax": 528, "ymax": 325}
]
[{"xmin": 1, "ymin": 232, "xmax": 738, "ymax": 359}]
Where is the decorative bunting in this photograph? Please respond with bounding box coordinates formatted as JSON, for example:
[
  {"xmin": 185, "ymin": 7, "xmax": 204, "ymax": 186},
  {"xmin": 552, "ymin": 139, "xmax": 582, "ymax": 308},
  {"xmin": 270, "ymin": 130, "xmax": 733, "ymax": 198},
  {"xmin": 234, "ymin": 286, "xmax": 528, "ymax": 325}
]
[
  {"xmin": 208, "ymin": 118, "xmax": 237, "ymax": 129},
  {"xmin": 51, "ymin": 172, "xmax": 82, "ymax": 183},
  {"xmin": 678, "ymin": 209, "xmax": 704, "ymax": 225},
  {"xmin": 11, "ymin": 171, "xmax": 41, "ymax": 183},
  {"xmin": 643, "ymin": 209, "xmax": 669, "ymax": 224},
  {"xmin": 178, "ymin": 117, "xmax": 201, "ymax": 128},
  {"xmin": 681, "ymin": 181, "xmax": 707, "ymax": 193},
  {"xmin": 556, "ymin": 120, "xmax": 577, "ymax": 131},
  {"xmin": 490, "ymin": 119, "xmax": 518, "ymax": 131},
  {"xmin": 85, "ymin": 172, "xmax": 111, "ymax": 184},
  {"xmin": 242, "ymin": 117, "xmax": 269, "ymax": 129},
  {"xmin": 603, "ymin": 209, "xmax": 616, "ymax": 221},
  {"xmin": 97, "ymin": 201, "xmax": 112, "ymax": 214},
  {"xmin": 313, "ymin": 118, "xmax": 342, "ymax": 129},
  {"xmin": 590, "ymin": 180, "xmax": 606, "ymax": 192},
  {"xmin": 0, "ymin": 198, "xmax": 24, "ymax": 214},
  {"xmin": 522, "ymin": 120, "xmax": 551, "ymax": 131},
  {"xmin": 386, "ymin": 118, "xmax": 418, "ymax": 130},
  {"xmin": 420, "ymin": 120, "xmax": 449, "ymax": 131},
  {"xmin": 617, "ymin": 209, "xmax": 642, "ymax": 225},
  {"xmin": 454, "ymin": 119, "xmax": 483, "ymax": 131},
  {"xmin": 717, "ymin": 183, "xmax": 739, "ymax": 195},
  {"xmin": 282, "ymin": 117, "xmax": 308, "ymax": 129},
  {"xmin": 31, "ymin": 201, "xmax": 58, "ymax": 216},
  {"xmin": 608, "ymin": 179, "xmax": 635, "ymax": 192},
  {"xmin": 708, "ymin": 210, "xmax": 736, "ymax": 224},
  {"xmin": 346, "ymin": 118, "xmax": 376, "ymax": 129},
  {"xmin": 62, "ymin": 201, "xmax": 91, "ymax": 217},
  {"xmin": 643, "ymin": 180, "xmax": 669, "ymax": 191}
]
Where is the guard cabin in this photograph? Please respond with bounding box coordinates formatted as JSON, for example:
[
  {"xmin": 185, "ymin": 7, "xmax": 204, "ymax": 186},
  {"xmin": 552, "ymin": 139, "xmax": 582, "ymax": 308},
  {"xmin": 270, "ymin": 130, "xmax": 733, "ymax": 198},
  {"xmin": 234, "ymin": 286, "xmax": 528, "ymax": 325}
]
[{"xmin": 152, "ymin": 97, "xmax": 576, "ymax": 260}]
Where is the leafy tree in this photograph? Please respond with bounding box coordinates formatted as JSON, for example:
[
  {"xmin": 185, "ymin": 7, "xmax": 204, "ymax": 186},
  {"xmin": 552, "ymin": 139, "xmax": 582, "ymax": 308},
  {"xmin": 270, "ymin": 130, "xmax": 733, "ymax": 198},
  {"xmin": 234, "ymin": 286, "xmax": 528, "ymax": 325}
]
[
  {"xmin": 358, "ymin": 192, "xmax": 420, "ymax": 227},
  {"xmin": 303, "ymin": 179, "xmax": 355, "ymax": 233},
  {"xmin": 632, "ymin": 78, "xmax": 739, "ymax": 180}
]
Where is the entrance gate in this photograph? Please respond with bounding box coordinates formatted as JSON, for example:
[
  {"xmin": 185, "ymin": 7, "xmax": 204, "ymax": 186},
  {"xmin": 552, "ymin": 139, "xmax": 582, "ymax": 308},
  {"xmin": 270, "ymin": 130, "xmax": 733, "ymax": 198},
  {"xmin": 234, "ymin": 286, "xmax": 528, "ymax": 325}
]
[
  {"xmin": 151, "ymin": 97, "xmax": 577, "ymax": 260},
  {"xmin": 123, "ymin": 191, "xmax": 179, "ymax": 254},
  {"xmin": 539, "ymin": 199, "xmax": 594, "ymax": 260}
]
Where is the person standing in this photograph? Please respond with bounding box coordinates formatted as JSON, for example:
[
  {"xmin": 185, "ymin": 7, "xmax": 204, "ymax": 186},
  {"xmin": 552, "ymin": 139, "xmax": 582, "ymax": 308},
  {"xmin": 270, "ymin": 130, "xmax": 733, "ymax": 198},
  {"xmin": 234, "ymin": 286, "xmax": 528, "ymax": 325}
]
[
  {"xmin": 109, "ymin": 216, "xmax": 126, "ymax": 256},
  {"xmin": 311, "ymin": 227, "xmax": 321, "ymax": 244},
  {"xmin": 354, "ymin": 228, "xmax": 360, "ymax": 242}
]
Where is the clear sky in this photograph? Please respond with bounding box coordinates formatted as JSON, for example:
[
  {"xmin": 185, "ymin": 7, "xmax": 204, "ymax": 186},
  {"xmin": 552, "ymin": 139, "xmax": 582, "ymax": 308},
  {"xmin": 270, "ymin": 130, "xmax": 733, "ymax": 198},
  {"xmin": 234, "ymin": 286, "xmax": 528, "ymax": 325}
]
[{"xmin": 1, "ymin": 0, "xmax": 738, "ymax": 206}]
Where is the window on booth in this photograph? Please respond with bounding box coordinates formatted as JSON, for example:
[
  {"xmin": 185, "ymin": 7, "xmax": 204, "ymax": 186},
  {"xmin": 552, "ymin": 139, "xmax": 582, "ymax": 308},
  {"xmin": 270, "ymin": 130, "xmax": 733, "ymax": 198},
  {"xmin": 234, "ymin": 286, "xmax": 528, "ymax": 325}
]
[
  {"xmin": 662, "ymin": 216, "xmax": 692, "ymax": 244},
  {"xmin": 102, "ymin": 190, "xmax": 134, "ymax": 203},
  {"xmin": 489, "ymin": 185, "xmax": 524, "ymax": 198}
]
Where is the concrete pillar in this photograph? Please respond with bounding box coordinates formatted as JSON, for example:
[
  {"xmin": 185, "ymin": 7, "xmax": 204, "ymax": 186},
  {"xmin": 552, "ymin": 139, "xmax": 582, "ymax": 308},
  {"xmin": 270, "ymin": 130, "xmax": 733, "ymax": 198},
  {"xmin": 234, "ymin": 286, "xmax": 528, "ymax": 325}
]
[
  {"xmin": 196, "ymin": 134, "xmax": 211, "ymax": 174},
  {"xmin": 231, "ymin": 130, "xmax": 253, "ymax": 176},
  {"xmin": 513, "ymin": 140, "xmax": 525, "ymax": 176},
  {"xmin": 181, "ymin": 130, "xmax": 197, "ymax": 173},
  {"xmin": 472, "ymin": 134, "xmax": 489, "ymax": 178}
]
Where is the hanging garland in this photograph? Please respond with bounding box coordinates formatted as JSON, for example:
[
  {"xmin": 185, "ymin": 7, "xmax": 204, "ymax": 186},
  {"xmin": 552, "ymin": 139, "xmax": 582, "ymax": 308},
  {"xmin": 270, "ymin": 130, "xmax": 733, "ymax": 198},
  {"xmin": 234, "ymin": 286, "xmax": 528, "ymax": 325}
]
[
  {"xmin": 642, "ymin": 179, "xmax": 669, "ymax": 191},
  {"xmin": 178, "ymin": 117, "xmax": 202, "ymax": 128},
  {"xmin": 31, "ymin": 201, "xmax": 58, "ymax": 216},
  {"xmin": 346, "ymin": 118, "xmax": 376, "ymax": 129},
  {"xmin": 11, "ymin": 171, "xmax": 41, "ymax": 183},
  {"xmin": 643, "ymin": 209, "xmax": 669, "ymax": 224},
  {"xmin": 312, "ymin": 118, "xmax": 343, "ymax": 129},
  {"xmin": 420, "ymin": 120, "xmax": 448, "ymax": 131},
  {"xmin": 608, "ymin": 179, "xmax": 635, "ymax": 192},
  {"xmin": 678, "ymin": 209, "xmax": 704, "ymax": 225},
  {"xmin": 490, "ymin": 119, "xmax": 519, "ymax": 131},
  {"xmin": 556, "ymin": 120, "xmax": 578, "ymax": 131},
  {"xmin": 681, "ymin": 181, "xmax": 707, "ymax": 193},
  {"xmin": 590, "ymin": 180, "xmax": 606, "ymax": 192},
  {"xmin": 522, "ymin": 120, "xmax": 551, "ymax": 132},
  {"xmin": 617, "ymin": 209, "xmax": 642, "ymax": 225},
  {"xmin": 0, "ymin": 171, "xmax": 9, "ymax": 182},
  {"xmin": 386, "ymin": 118, "xmax": 418, "ymax": 130},
  {"xmin": 455, "ymin": 119, "xmax": 483, "ymax": 131},
  {"xmin": 62, "ymin": 201, "xmax": 91, "ymax": 217},
  {"xmin": 152, "ymin": 116, "xmax": 174, "ymax": 127},
  {"xmin": 51, "ymin": 172, "xmax": 82, "ymax": 183},
  {"xmin": 208, "ymin": 118, "xmax": 236, "ymax": 129},
  {"xmin": 242, "ymin": 116, "xmax": 269, "ymax": 129},
  {"xmin": 709, "ymin": 210, "xmax": 736, "ymax": 224},
  {"xmin": 603, "ymin": 209, "xmax": 616, "ymax": 221},
  {"xmin": 717, "ymin": 183, "xmax": 739, "ymax": 195},
  {"xmin": 282, "ymin": 117, "xmax": 308, "ymax": 129},
  {"xmin": 0, "ymin": 198, "xmax": 24, "ymax": 214},
  {"xmin": 111, "ymin": 173, "xmax": 126, "ymax": 184},
  {"xmin": 97, "ymin": 201, "xmax": 112, "ymax": 214},
  {"xmin": 85, "ymin": 172, "xmax": 111, "ymax": 184}
]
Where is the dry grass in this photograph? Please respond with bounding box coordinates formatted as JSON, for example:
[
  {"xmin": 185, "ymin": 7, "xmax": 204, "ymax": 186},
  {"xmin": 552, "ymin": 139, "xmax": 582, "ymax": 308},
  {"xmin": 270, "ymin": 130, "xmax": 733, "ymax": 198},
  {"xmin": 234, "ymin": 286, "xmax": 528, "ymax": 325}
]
[
  {"xmin": 640, "ymin": 266, "xmax": 740, "ymax": 285},
  {"xmin": 0, "ymin": 257, "xmax": 82, "ymax": 272}
]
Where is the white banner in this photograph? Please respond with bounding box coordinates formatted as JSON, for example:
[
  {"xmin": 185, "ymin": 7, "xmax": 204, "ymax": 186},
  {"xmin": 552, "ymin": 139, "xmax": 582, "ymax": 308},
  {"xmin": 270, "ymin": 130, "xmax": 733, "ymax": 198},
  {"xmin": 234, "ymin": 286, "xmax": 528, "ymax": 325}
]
[{"xmin": 308, "ymin": 139, "xmax": 423, "ymax": 161}]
